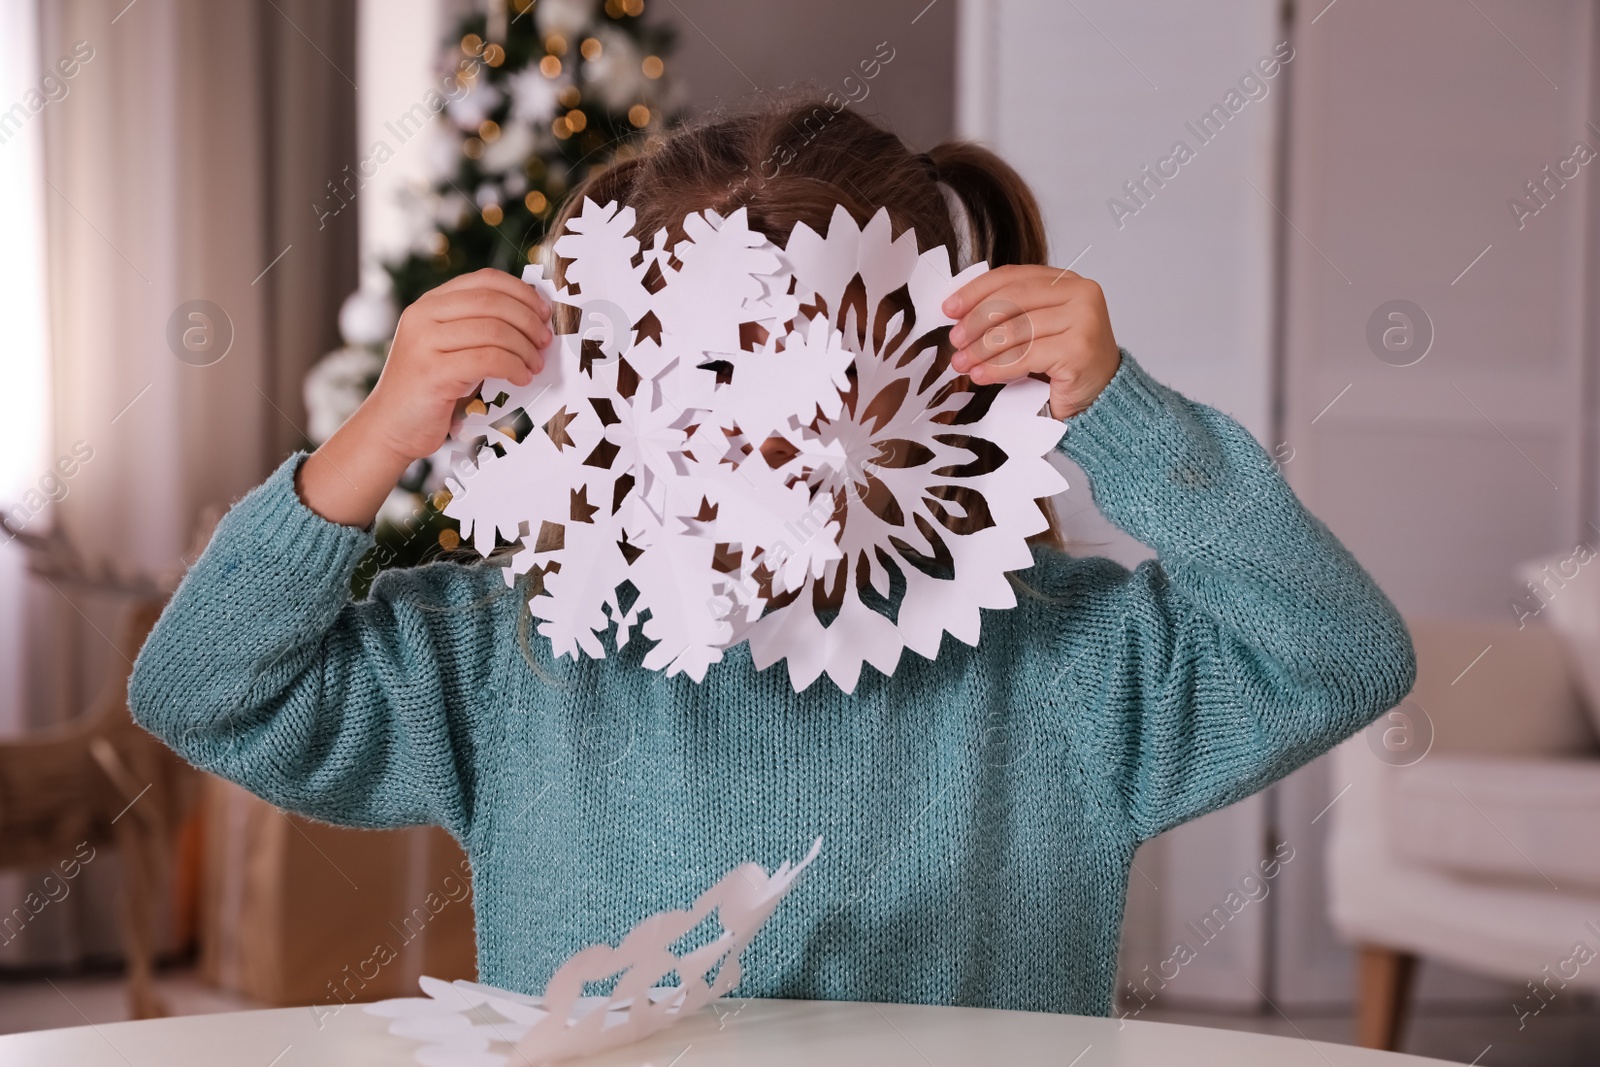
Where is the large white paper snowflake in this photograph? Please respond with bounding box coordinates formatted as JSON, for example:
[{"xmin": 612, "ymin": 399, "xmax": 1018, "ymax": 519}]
[
  {"xmin": 443, "ymin": 198, "xmax": 1067, "ymax": 692},
  {"xmin": 364, "ymin": 838, "xmax": 822, "ymax": 1067}
]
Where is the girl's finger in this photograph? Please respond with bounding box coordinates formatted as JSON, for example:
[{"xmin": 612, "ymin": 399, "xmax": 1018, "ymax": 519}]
[
  {"xmin": 964, "ymin": 333, "xmax": 1067, "ymax": 385},
  {"xmin": 430, "ymin": 289, "xmax": 553, "ymax": 349},
  {"xmin": 435, "ymin": 267, "xmax": 550, "ymax": 319},
  {"xmin": 446, "ymin": 346, "xmax": 538, "ymax": 388},
  {"xmin": 432, "ymin": 318, "xmax": 540, "ymax": 364},
  {"xmin": 953, "ymin": 305, "xmax": 1074, "ymax": 373},
  {"xmin": 949, "ymin": 275, "xmax": 1099, "ymax": 348},
  {"xmin": 942, "ymin": 263, "xmax": 1032, "ymax": 318}
]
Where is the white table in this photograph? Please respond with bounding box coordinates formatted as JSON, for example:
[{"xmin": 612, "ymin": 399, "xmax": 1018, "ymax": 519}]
[{"xmin": 0, "ymin": 997, "xmax": 1458, "ymax": 1065}]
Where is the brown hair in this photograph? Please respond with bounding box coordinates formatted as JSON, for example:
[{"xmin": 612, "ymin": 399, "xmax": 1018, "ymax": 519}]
[{"xmin": 551, "ymin": 94, "xmax": 1048, "ymax": 289}]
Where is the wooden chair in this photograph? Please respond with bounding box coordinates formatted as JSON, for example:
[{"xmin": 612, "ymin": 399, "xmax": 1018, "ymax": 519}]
[{"xmin": 0, "ymin": 597, "xmax": 196, "ymax": 1018}]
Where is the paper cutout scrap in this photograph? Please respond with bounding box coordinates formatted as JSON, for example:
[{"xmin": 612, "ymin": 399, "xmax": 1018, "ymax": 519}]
[
  {"xmin": 364, "ymin": 837, "xmax": 823, "ymax": 1067},
  {"xmin": 442, "ymin": 199, "xmax": 1068, "ymax": 692}
]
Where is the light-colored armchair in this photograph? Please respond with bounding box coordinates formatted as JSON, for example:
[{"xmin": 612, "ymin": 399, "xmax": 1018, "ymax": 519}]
[{"xmin": 1326, "ymin": 560, "xmax": 1600, "ymax": 1051}]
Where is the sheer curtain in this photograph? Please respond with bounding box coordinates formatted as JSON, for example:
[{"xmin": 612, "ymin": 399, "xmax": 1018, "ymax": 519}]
[
  {"xmin": 31, "ymin": 0, "xmax": 358, "ymax": 727},
  {"xmin": 37, "ymin": 0, "xmax": 358, "ymax": 607},
  {"xmin": 0, "ymin": 0, "xmax": 53, "ymax": 738},
  {"xmin": 0, "ymin": 0, "xmax": 59, "ymax": 969},
  {"xmin": 0, "ymin": 0, "xmax": 357, "ymax": 969}
]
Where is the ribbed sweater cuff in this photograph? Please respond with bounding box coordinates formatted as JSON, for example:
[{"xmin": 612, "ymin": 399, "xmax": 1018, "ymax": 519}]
[
  {"xmin": 1054, "ymin": 348, "xmax": 1174, "ymax": 470},
  {"xmin": 209, "ymin": 451, "xmax": 377, "ymax": 599}
]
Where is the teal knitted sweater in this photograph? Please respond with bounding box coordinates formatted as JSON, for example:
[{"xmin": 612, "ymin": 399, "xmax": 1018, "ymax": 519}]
[{"xmin": 129, "ymin": 350, "xmax": 1415, "ymax": 1017}]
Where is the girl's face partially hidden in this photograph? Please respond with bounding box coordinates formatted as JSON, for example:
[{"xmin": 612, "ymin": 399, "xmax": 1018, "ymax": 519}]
[{"xmin": 758, "ymin": 436, "xmax": 790, "ymax": 466}]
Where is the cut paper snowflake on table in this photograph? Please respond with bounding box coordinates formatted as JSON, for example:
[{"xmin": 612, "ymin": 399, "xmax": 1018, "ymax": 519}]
[
  {"xmin": 364, "ymin": 837, "xmax": 823, "ymax": 1067},
  {"xmin": 442, "ymin": 198, "xmax": 1068, "ymax": 692}
]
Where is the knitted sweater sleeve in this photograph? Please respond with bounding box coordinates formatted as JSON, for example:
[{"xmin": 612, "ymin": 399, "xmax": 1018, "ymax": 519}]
[
  {"xmin": 128, "ymin": 452, "xmax": 510, "ymax": 842},
  {"xmin": 1043, "ymin": 350, "xmax": 1416, "ymax": 843}
]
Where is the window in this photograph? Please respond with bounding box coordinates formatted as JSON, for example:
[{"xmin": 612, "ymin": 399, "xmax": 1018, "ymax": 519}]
[{"xmin": 0, "ymin": 0, "xmax": 55, "ymax": 734}]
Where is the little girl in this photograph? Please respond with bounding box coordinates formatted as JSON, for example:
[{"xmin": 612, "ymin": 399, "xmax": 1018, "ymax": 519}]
[{"xmin": 130, "ymin": 97, "xmax": 1415, "ymax": 1017}]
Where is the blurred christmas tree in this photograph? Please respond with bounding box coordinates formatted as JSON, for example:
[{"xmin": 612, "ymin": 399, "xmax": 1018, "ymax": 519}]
[
  {"xmin": 303, "ymin": 0, "xmax": 684, "ymax": 594},
  {"xmin": 388, "ymin": 0, "xmax": 682, "ymax": 307}
]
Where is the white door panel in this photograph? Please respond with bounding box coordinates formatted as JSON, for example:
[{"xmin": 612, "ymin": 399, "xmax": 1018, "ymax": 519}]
[
  {"xmin": 1273, "ymin": 0, "xmax": 1595, "ymax": 1007},
  {"xmin": 959, "ymin": 0, "xmax": 1285, "ymax": 1008}
]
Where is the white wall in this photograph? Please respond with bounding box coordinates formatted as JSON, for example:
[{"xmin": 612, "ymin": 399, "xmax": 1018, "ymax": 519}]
[{"xmin": 650, "ymin": 0, "xmax": 957, "ymax": 150}]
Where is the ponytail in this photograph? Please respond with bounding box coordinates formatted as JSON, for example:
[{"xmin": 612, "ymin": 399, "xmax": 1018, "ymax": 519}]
[
  {"xmin": 926, "ymin": 141, "xmax": 1049, "ymax": 269},
  {"xmin": 928, "ymin": 141, "xmax": 1064, "ymax": 554}
]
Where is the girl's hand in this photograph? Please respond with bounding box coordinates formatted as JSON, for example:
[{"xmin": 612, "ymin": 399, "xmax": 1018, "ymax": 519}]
[
  {"xmin": 943, "ymin": 266, "xmax": 1121, "ymax": 420},
  {"xmin": 296, "ymin": 269, "xmax": 552, "ymax": 529},
  {"xmin": 367, "ymin": 268, "xmax": 552, "ymax": 461}
]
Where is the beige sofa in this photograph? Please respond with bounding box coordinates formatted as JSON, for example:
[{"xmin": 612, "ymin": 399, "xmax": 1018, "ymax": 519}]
[{"xmin": 1326, "ymin": 553, "xmax": 1600, "ymax": 1050}]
